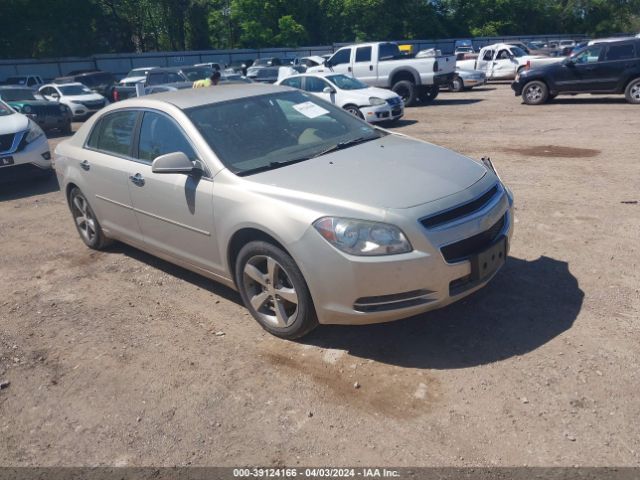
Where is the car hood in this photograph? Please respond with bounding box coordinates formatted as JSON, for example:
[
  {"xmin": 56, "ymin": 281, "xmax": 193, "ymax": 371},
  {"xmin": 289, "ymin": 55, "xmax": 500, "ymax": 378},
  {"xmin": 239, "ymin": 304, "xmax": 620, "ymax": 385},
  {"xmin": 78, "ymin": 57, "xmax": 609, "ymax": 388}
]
[
  {"xmin": 0, "ymin": 112, "xmax": 28, "ymax": 135},
  {"xmin": 344, "ymin": 87, "xmax": 399, "ymax": 101},
  {"xmin": 249, "ymin": 134, "xmax": 487, "ymax": 209}
]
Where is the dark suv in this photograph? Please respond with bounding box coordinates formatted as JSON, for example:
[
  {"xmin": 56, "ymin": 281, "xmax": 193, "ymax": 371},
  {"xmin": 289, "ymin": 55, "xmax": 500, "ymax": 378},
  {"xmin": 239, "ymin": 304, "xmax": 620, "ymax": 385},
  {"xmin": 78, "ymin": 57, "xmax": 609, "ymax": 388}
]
[
  {"xmin": 145, "ymin": 66, "xmax": 213, "ymax": 86},
  {"xmin": 512, "ymin": 38, "xmax": 640, "ymax": 104},
  {"xmin": 53, "ymin": 71, "xmax": 116, "ymax": 98}
]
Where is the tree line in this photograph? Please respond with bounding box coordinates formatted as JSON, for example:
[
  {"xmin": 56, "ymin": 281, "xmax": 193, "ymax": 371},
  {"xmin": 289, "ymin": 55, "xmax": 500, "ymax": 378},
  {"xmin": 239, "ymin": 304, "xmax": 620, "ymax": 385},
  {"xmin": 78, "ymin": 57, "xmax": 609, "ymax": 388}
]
[{"xmin": 1, "ymin": 0, "xmax": 639, "ymax": 59}]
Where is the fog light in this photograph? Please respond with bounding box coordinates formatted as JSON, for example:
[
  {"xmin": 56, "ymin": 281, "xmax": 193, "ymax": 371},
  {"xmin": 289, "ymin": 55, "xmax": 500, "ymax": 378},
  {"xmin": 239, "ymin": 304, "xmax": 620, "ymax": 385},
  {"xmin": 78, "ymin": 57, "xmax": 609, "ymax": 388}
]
[{"xmin": 41, "ymin": 152, "xmax": 51, "ymax": 160}]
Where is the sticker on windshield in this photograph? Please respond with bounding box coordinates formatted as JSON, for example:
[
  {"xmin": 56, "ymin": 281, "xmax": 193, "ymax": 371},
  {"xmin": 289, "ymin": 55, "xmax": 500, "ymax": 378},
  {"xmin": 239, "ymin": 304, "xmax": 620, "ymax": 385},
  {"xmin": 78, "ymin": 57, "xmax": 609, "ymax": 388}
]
[{"xmin": 293, "ymin": 101, "xmax": 329, "ymax": 119}]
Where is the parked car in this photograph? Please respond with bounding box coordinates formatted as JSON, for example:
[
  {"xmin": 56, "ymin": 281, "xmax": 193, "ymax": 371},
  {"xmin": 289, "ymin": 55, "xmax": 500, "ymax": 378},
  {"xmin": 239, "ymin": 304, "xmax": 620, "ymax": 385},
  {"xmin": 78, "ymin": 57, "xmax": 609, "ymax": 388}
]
[
  {"xmin": 145, "ymin": 66, "xmax": 213, "ymax": 86},
  {"xmin": 246, "ymin": 65, "xmax": 281, "ymax": 83},
  {"xmin": 0, "ymin": 99, "xmax": 51, "ymax": 181},
  {"xmin": 225, "ymin": 60, "xmax": 254, "ymax": 76},
  {"xmin": 2, "ymin": 75, "xmax": 44, "ymax": 88},
  {"xmin": 307, "ymin": 41, "xmax": 456, "ymax": 106},
  {"xmin": 447, "ymin": 68, "xmax": 487, "ymax": 92},
  {"xmin": 53, "ymin": 84, "xmax": 514, "ymax": 338},
  {"xmin": 0, "ymin": 86, "xmax": 72, "ymax": 133},
  {"xmin": 512, "ymin": 38, "xmax": 640, "ymax": 105},
  {"xmin": 39, "ymin": 83, "xmax": 108, "ymax": 119},
  {"xmin": 277, "ymin": 72, "xmax": 403, "ymax": 123},
  {"xmin": 195, "ymin": 62, "xmax": 223, "ymax": 71},
  {"xmin": 54, "ymin": 71, "xmax": 116, "ymax": 98},
  {"xmin": 119, "ymin": 67, "xmax": 159, "ymax": 86},
  {"xmin": 144, "ymin": 82, "xmax": 194, "ymax": 95},
  {"xmin": 457, "ymin": 43, "xmax": 563, "ymax": 80},
  {"xmin": 455, "ymin": 46, "xmax": 475, "ymax": 55}
]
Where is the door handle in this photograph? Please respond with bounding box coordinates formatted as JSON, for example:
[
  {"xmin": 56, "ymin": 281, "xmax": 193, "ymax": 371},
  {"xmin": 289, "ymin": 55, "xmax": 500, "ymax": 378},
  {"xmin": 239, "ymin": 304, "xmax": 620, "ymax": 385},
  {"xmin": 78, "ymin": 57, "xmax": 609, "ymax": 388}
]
[
  {"xmin": 369, "ymin": 65, "xmax": 373, "ymax": 71},
  {"xmin": 129, "ymin": 173, "xmax": 145, "ymax": 187},
  {"xmin": 80, "ymin": 160, "xmax": 90, "ymax": 171},
  {"xmin": 348, "ymin": 66, "xmax": 352, "ymax": 72}
]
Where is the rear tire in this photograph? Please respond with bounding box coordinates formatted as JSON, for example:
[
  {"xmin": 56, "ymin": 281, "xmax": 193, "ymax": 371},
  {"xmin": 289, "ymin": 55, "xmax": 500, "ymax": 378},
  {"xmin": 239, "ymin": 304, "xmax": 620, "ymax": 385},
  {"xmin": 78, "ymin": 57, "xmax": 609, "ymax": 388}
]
[
  {"xmin": 624, "ymin": 78, "xmax": 640, "ymax": 104},
  {"xmin": 392, "ymin": 80, "xmax": 417, "ymax": 107},
  {"xmin": 522, "ymin": 80, "xmax": 549, "ymax": 105},
  {"xmin": 235, "ymin": 241, "xmax": 318, "ymax": 339},
  {"xmin": 420, "ymin": 85, "xmax": 439, "ymax": 103},
  {"xmin": 68, "ymin": 187, "xmax": 112, "ymax": 250}
]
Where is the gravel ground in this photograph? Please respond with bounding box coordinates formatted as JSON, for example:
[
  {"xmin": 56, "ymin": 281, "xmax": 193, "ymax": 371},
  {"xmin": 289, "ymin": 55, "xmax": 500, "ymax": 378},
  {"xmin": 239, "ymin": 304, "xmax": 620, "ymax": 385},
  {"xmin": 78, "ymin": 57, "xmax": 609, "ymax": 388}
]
[{"xmin": 0, "ymin": 84, "xmax": 638, "ymax": 467}]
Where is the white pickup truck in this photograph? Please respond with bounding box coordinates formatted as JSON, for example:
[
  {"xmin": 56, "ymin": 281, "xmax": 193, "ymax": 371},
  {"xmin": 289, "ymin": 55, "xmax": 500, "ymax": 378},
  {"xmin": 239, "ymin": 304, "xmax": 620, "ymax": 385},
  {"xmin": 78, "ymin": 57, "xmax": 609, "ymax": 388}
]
[
  {"xmin": 307, "ymin": 42, "xmax": 456, "ymax": 106},
  {"xmin": 457, "ymin": 43, "xmax": 562, "ymax": 80}
]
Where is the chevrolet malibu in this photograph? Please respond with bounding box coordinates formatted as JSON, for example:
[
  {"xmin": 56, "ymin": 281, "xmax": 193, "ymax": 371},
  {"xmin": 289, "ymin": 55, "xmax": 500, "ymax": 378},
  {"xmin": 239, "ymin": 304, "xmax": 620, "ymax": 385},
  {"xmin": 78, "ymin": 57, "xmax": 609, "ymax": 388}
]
[{"xmin": 54, "ymin": 84, "xmax": 514, "ymax": 339}]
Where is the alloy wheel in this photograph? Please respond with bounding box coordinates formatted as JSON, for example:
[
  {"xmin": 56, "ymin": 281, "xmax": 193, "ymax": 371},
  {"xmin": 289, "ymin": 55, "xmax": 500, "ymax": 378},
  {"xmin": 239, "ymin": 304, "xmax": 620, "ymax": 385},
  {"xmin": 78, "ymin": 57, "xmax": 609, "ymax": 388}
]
[
  {"xmin": 525, "ymin": 85, "xmax": 543, "ymax": 102},
  {"xmin": 71, "ymin": 192, "xmax": 97, "ymax": 244},
  {"xmin": 242, "ymin": 255, "xmax": 299, "ymax": 328}
]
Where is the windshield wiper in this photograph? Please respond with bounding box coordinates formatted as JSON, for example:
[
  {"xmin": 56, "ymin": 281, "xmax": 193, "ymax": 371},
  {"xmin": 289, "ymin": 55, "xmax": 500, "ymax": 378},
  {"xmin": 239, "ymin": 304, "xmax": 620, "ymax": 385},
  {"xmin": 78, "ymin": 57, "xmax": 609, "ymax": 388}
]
[
  {"xmin": 236, "ymin": 157, "xmax": 311, "ymax": 177},
  {"xmin": 310, "ymin": 135, "xmax": 379, "ymax": 159}
]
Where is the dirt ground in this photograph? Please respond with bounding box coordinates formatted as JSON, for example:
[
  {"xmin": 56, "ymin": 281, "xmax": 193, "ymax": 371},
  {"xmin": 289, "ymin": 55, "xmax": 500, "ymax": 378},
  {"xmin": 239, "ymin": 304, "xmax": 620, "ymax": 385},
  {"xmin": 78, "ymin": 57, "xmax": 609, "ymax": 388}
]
[{"xmin": 1, "ymin": 84, "xmax": 639, "ymax": 467}]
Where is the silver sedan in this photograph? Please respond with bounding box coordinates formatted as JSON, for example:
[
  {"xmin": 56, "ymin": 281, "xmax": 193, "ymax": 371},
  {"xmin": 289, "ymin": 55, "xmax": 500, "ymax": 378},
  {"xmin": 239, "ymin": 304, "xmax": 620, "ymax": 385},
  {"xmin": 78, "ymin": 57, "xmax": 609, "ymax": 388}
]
[{"xmin": 54, "ymin": 84, "xmax": 514, "ymax": 338}]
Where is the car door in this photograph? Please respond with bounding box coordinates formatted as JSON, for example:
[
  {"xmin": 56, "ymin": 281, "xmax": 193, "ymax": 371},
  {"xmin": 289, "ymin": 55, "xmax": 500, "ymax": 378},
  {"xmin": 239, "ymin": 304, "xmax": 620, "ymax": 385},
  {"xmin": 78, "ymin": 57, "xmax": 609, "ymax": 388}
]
[
  {"xmin": 352, "ymin": 46, "xmax": 376, "ymax": 83},
  {"xmin": 600, "ymin": 42, "xmax": 637, "ymax": 92},
  {"xmin": 126, "ymin": 110, "xmax": 217, "ymax": 271},
  {"xmin": 303, "ymin": 76, "xmax": 334, "ymax": 104},
  {"xmin": 489, "ymin": 49, "xmax": 517, "ymax": 79},
  {"xmin": 476, "ymin": 49, "xmax": 495, "ymax": 76},
  {"xmin": 81, "ymin": 110, "xmax": 144, "ymax": 244},
  {"xmin": 556, "ymin": 45, "xmax": 605, "ymax": 92},
  {"xmin": 327, "ymin": 48, "xmax": 352, "ymax": 75}
]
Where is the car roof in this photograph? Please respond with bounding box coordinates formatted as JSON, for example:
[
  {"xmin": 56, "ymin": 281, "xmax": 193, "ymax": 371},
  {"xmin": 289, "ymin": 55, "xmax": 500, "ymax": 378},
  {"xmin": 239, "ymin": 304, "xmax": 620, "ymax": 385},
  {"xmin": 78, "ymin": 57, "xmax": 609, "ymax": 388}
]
[
  {"xmin": 0, "ymin": 85, "xmax": 33, "ymax": 90},
  {"xmin": 42, "ymin": 82, "xmax": 84, "ymax": 88},
  {"xmin": 124, "ymin": 83, "xmax": 289, "ymax": 109}
]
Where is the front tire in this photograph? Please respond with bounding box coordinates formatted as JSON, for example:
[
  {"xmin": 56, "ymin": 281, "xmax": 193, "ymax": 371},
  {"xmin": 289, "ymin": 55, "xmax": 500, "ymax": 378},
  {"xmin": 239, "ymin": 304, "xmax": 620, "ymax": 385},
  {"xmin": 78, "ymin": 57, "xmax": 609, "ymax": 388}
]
[
  {"xmin": 624, "ymin": 78, "xmax": 640, "ymax": 104},
  {"xmin": 235, "ymin": 241, "xmax": 318, "ymax": 339},
  {"xmin": 68, "ymin": 187, "xmax": 112, "ymax": 250},
  {"xmin": 522, "ymin": 80, "xmax": 549, "ymax": 105},
  {"xmin": 343, "ymin": 104, "xmax": 364, "ymax": 119},
  {"xmin": 420, "ymin": 85, "xmax": 439, "ymax": 103},
  {"xmin": 392, "ymin": 80, "xmax": 417, "ymax": 107},
  {"xmin": 450, "ymin": 76, "xmax": 464, "ymax": 92}
]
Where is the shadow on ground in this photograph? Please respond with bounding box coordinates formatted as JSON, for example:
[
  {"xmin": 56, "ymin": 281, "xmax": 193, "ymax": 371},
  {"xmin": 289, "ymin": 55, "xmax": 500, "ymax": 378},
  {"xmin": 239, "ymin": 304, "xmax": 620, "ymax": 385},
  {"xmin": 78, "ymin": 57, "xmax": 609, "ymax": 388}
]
[
  {"xmin": 423, "ymin": 98, "xmax": 484, "ymax": 107},
  {"xmin": 300, "ymin": 255, "xmax": 583, "ymax": 369},
  {"xmin": 0, "ymin": 173, "xmax": 60, "ymax": 201}
]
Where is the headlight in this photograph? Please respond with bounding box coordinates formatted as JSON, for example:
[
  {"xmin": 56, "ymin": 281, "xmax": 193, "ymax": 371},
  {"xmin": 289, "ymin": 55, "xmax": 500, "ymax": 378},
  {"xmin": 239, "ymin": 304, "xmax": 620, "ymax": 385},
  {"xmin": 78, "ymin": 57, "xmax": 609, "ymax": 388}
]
[
  {"xmin": 368, "ymin": 97, "xmax": 386, "ymax": 106},
  {"xmin": 25, "ymin": 119, "xmax": 44, "ymax": 143},
  {"xmin": 313, "ymin": 217, "xmax": 412, "ymax": 256}
]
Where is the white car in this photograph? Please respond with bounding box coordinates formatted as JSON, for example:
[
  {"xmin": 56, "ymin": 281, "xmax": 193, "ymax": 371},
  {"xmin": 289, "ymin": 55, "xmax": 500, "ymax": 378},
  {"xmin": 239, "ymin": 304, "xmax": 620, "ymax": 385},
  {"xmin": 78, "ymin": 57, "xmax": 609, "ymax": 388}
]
[
  {"xmin": 0, "ymin": 99, "xmax": 51, "ymax": 180},
  {"xmin": 39, "ymin": 83, "xmax": 107, "ymax": 120},
  {"xmin": 119, "ymin": 67, "xmax": 158, "ymax": 86},
  {"xmin": 277, "ymin": 73, "xmax": 403, "ymax": 123}
]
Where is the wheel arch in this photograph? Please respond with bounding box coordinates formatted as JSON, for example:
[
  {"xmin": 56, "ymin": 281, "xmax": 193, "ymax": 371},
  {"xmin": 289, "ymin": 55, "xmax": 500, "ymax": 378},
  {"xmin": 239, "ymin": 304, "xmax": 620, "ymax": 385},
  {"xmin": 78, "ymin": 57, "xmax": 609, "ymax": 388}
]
[{"xmin": 390, "ymin": 68, "xmax": 420, "ymax": 87}]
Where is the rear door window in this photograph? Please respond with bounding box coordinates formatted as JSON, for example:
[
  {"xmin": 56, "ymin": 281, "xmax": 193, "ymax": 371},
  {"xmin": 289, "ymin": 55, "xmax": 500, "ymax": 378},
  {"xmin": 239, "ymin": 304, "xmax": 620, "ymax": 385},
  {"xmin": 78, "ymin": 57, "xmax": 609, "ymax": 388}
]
[
  {"xmin": 355, "ymin": 46, "xmax": 372, "ymax": 63},
  {"xmin": 605, "ymin": 43, "xmax": 636, "ymax": 61},
  {"xmin": 92, "ymin": 111, "xmax": 138, "ymax": 157}
]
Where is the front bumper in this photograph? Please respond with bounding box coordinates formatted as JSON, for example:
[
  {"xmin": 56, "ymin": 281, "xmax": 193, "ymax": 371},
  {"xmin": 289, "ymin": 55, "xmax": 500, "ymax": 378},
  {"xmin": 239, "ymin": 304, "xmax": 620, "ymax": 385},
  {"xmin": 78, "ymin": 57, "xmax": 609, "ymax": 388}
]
[
  {"xmin": 0, "ymin": 134, "xmax": 52, "ymax": 181},
  {"xmin": 292, "ymin": 180, "xmax": 514, "ymax": 325},
  {"xmin": 360, "ymin": 104, "xmax": 404, "ymax": 123},
  {"xmin": 511, "ymin": 80, "xmax": 524, "ymax": 96}
]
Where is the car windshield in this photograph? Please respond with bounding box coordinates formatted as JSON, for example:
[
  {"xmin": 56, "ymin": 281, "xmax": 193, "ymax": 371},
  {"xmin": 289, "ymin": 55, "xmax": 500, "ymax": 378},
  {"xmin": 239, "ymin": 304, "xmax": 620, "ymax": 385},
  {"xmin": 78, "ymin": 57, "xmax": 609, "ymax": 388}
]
[
  {"xmin": 127, "ymin": 68, "xmax": 148, "ymax": 77},
  {"xmin": 253, "ymin": 58, "xmax": 273, "ymax": 67},
  {"xmin": 0, "ymin": 89, "xmax": 37, "ymax": 101},
  {"xmin": 182, "ymin": 68, "xmax": 213, "ymax": 81},
  {"xmin": 59, "ymin": 85, "xmax": 93, "ymax": 95},
  {"xmin": 0, "ymin": 100, "xmax": 14, "ymax": 116},
  {"xmin": 186, "ymin": 90, "xmax": 383, "ymax": 176},
  {"xmin": 326, "ymin": 74, "xmax": 368, "ymax": 90},
  {"xmin": 510, "ymin": 47, "xmax": 527, "ymax": 57}
]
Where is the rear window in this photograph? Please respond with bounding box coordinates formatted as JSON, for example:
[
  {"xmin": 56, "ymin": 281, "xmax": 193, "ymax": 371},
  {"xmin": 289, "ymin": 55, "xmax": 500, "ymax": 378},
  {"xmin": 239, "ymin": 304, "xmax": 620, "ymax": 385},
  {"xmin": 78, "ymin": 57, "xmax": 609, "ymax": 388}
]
[{"xmin": 605, "ymin": 43, "xmax": 636, "ymax": 61}]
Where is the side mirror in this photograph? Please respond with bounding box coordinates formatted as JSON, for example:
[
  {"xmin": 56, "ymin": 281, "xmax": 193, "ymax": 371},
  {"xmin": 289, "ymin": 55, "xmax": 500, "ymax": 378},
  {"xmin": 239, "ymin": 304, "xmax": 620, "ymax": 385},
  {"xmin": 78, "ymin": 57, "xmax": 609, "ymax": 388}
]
[
  {"xmin": 323, "ymin": 86, "xmax": 336, "ymax": 94},
  {"xmin": 564, "ymin": 58, "xmax": 575, "ymax": 67},
  {"xmin": 51, "ymin": 93, "xmax": 60, "ymax": 99},
  {"xmin": 152, "ymin": 151, "xmax": 198, "ymax": 175},
  {"xmin": 324, "ymin": 59, "xmax": 332, "ymax": 68}
]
